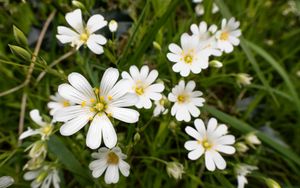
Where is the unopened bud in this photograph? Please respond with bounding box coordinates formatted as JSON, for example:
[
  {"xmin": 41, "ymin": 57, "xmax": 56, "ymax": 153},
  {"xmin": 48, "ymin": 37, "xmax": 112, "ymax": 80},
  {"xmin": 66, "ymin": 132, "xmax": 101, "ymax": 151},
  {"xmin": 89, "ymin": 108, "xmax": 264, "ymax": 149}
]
[
  {"xmin": 209, "ymin": 60, "xmax": 223, "ymax": 68},
  {"xmin": 236, "ymin": 73, "xmax": 253, "ymax": 87},
  {"xmin": 72, "ymin": 1, "xmax": 86, "ymax": 10},
  {"xmin": 152, "ymin": 41, "xmax": 162, "ymax": 51},
  {"xmin": 166, "ymin": 162, "xmax": 184, "ymax": 180},
  {"xmin": 265, "ymin": 178, "xmax": 281, "ymax": 188},
  {"xmin": 134, "ymin": 132, "xmax": 140, "ymax": 143},
  {"xmin": 245, "ymin": 132, "xmax": 261, "ymax": 147},
  {"xmin": 108, "ymin": 20, "xmax": 118, "ymax": 32},
  {"xmin": 235, "ymin": 142, "xmax": 249, "ymax": 153}
]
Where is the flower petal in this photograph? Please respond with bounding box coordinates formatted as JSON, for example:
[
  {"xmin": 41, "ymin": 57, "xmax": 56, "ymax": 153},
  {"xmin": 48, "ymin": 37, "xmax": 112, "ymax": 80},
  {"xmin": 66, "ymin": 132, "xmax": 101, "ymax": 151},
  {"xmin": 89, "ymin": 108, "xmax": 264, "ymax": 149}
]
[
  {"xmin": 87, "ymin": 39, "xmax": 104, "ymax": 54},
  {"xmin": 205, "ymin": 151, "xmax": 216, "ymax": 171},
  {"xmin": 104, "ymin": 165, "xmax": 119, "ymax": 184},
  {"xmin": 19, "ymin": 128, "xmax": 40, "ymax": 140},
  {"xmin": 184, "ymin": 140, "xmax": 199, "ymax": 150},
  {"xmin": 54, "ymin": 105, "xmax": 91, "ymax": 122},
  {"xmin": 168, "ymin": 43, "xmax": 182, "ymax": 54},
  {"xmin": 119, "ymin": 160, "xmax": 130, "ymax": 177},
  {"xmin": 58, "ymin": 83, "xmax": 89, "ymax": 104},
  {"xmin": 145, "ymin": 69, "xmax": 158, "ymax": 85},
  {"xmin": 194, "ymin": 119, "xmax": 206, "ymax": 138},
  {"xmin": 100, "ymin": 68, "xmax": 119, "ymax": 96},
  {"xmin": 109, "ymin": 93, "xmax": 138, "ymax": 107},
  {"xmin": 185, "ymin": 126, "xmax": 201, "ymax": 140},
  {"xmin": 86, "ymin": 115, "xmax": 103, "ymax": 149},
  {"xmin": 65, "ymin": 9, "xmax": 84, "ymax": 33},
  {"xmin": 30, "ymin": 109, "xmax": 46, "ymax": 126},
  {"xmin": 68, "ymin": 72, "xmax": 95, "ymax": 99},
  {"xmin": 109, "ymin": 107, "xmax": 139, "ymax": 123},
  {"xmin": 100, "ymin": 114, "xmax": 117, "ymax": 148},
  {"xmin": 211, "ymin": 150, "xmax": 226, "ymax": 170},
  {"xmin": 89, "ymin": 159, "xmax": 108, "ymax": 178},
  {"xmin": 107, "ymin": 79, "xmax": 132, "ymax": 100},
  {"xmin": 59, "ymin": 114, "xmax": 91, "ymax": 136},
  {"xmin": 87, "ymin": 14, "xmax": 107, "ymax": 33},
  {"xmin": 187, "ymin": 147, "xmax": 204, "ymax": 160},
  {"xmin": 88, "ymin": 34, "xmax": 107, "ymax": 45},
  {"xmin": 215, "ymin": 145, "xmax": 236, "ymax": 154}
]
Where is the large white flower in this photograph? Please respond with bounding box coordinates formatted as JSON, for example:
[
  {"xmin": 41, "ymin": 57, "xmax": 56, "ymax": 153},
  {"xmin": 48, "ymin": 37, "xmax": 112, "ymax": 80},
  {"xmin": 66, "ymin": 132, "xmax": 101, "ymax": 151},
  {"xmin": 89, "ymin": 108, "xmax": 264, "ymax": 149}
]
[
  {"xmin": 24, "ymin": 166, "xmax": 60, "ymax": 188},
  {"xmin": 184, "ymin": 118, "xmax": 236, "ymax": 171},
  {"xmin": 190, "ymin": 21, "xmax": 221, "ymax": 56},
  {"xmin": 168, "ymin": 80, "xmax": 205, "ymax": 122},
  {"xmin": 121, "ymin": 65, "xmax": 164, "ymax": 109},
  {"xmin": 89, "ymin": 147, "xmax": 130, "ymax": 184},
  {"xmin": 236, "ymin": 164, "xmax": 258, "ymax": 188},
  {"xmin": 167, "ymin": 33, "xmax": 211, "ymax": 77},
  {"xmin": 54, "ymin": 68, "xmax": 139, "ymax": 149},
  {"xmin": 47, "ymin": 92, "xmax": 73, "ymax": 116},
  {"xmin": 56, "ymin": 9, "xmax": 107, "ymax": 54},
  {"xmin": 215, "ymin": 17, "xmax": 241, "ymax": 53},
  {"xmin": 19, "ymin": 109, "xmax": 54, "ymax": 141},
  {"xmin": 153, "ymin": 95, "xmax": 168, "ymax": 117}
]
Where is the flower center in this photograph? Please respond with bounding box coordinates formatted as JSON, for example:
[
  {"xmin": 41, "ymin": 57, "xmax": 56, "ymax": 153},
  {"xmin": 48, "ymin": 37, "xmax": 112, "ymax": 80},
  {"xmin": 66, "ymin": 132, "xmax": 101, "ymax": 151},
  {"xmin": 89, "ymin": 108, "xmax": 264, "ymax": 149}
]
[
  {"xmin": 183, "ymin": 54, "xmax": 193, "ymax": 64},
  {"xmin": 36, "ymin": 171, "xmax": 48, "ymax": 183},
  {"xmin": 41, "ymin": 125, "xmax": 53, "ymax": 136},
  {"xmin": 63, "ymin": 101, "xmax": 70, "ymax": 107},
  {"xmin": 220, "ymin": 31, "xmax": 229, "ymax": 41},
  {"xmin": 107, "ymin": 152, "xmax": 119, "ymax": 165},
  {"xmin": 177, "ymin": 94, "xmax": 187, "ymax": 103},
  {"xmin": 198, "ymin": 139, "xmax": 212, "ymax": 150},
  {"xmin": 159, "ymin": 98, "xmax": 165, "ymax": 106},
  {"xmin": 135, "ymin": 86, "xmax": 144, "ymax": 95},
  {"xmin": 80, "ymin": 31, "xmax": 89, "ymax": 43}
]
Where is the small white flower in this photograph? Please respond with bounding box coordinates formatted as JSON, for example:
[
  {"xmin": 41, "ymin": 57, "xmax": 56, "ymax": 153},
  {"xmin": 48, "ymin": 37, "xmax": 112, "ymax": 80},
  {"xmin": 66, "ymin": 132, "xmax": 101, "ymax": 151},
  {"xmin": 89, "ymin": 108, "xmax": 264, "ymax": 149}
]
[
  {"xmin": 190, "ymin": 21, "xmax": 221, "ymax": 56},
  {"xmin": 54, "ymin": 68, "xmax": 139, "ymax": 149},
  {"xmin": 236, "ymin": 164, "xmax": 258, "ymax": 188},
  {"xmin": 215, "ymin": 17, "xmax": 241, "ymax": 53},
  {"xmin": 195, "ymin": 4, "xmax": 204, "ymax": 16},
  {"xmin": 108, "ymin": 20, "xmax": 118, "ymax": 32},
  {"xmin": 89, "ymin": 147, "xmax": 130, "ymax": 184},
  {"xmin": 168, "ymin": 80, "xmax": 205, "ymax": 122},
  {"xmin": 153, "ymin": 95, "xmax": 168, "ymax": 117},
  {"xmin": 19, "ymin": 109, "xmax": 54, "ymax": 141},
  {"xmin": 184, "ymin": 118, "xmax": 236, "ymax": 171},
  {"xmin": 47, "ymin": 92, "xmax": 73, "ymax": 116},
  {"xmin": 0, "ymin": 176, "xmax": 14, "ymax": 188},
  {"xmin": 245, "ymin": 132, "xmax": 261, "ymax": 146},
  {"xmin": 236, "ymin": 73, "xmax": 253, "ymax": 86},
  {"xmin": 56, "ymin": 9, "xmax": 107, "ymax": 54},
  {"xmin": 235, "ymin": 142, "xmax": 249, "ymax": 153},
  {"xmin": 166, "ymin": 161, "xmax": 184, "ymax": 180},
  {"xmin": 24, "ymin": 166, "xmax": 60, "ymax": 188},
  {"xmin": 212, "ymin": 3, "xmax": 219, "ymax": 14},
  {"xmin": 167, "ymin": 33, "xmax": 211, "ymax": 77},
  {"xmin": 121, "ymin": 65, "xmax": 165, "ymax": 109}
]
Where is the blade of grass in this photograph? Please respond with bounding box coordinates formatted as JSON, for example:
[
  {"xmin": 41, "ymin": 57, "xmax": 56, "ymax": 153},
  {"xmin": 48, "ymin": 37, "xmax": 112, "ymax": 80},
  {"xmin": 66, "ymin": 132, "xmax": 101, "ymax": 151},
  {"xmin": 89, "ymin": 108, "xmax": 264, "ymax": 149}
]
[
  {"xmin": 246, "ymin": 40, "xmax": 300, "ymax": 116},
  {"xmin": 214, "ymin": 0, "xmax": 279, "ymax": 106},
  {"xmin": 204, "ymin": 105, "xmax": 300, "ymax": 169}
]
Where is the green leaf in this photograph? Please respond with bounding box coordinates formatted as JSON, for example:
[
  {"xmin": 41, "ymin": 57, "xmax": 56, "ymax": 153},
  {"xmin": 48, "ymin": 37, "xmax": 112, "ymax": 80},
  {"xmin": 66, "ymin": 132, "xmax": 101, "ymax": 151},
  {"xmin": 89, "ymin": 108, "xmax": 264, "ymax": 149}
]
[
  {"xmin": 48, "ymin": 136, "xmax": 92, "ymax": 184},
  {"xmin": 246, "ymin": 40, "xmax": 300, "ymax": 116},
  {"xmin": 204, "ymin": 105, "xmax": 300, "ymax": 169},
  {"xmin": 8, "ymin": 44, "xmax": 31, "ymax": 61},
  {"xmin": 13, "ymin": 25, "xmax": 28, "ymax": 47}
]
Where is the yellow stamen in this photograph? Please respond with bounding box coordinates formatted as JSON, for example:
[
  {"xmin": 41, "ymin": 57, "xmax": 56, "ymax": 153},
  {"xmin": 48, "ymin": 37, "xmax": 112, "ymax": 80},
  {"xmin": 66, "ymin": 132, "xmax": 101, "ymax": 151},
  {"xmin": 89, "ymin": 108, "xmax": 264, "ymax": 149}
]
[
  {"xmin": 90, "ymin": 98, "xmax": 96, "ymax": 103},
  {"xmin": 202, "ymin": 140, "xmax": 211, "ymax": 150},
  {"xmin": 95, "ymin": 103, "xmax": 104, "ymax": 111},
  {"xmin": 100, "ymin": 96, "xmax": 105, "ymax": 101},
  {"xmin": 107, "ymin": 113, "xmax": 112, "ymax": 117},
  {"xmin": 41, "ymin": 125, "xmax": 53, "ymax": 136},
  {"xmin": 94, "ymin": 88, "xmax": 100, "ymax": 95},
  {"xmin": 63, "ymin": 101, "xmax": 70, "ymax": 107},
  {"xmin": 177, "ymin": 95, "xmax": 186, "ymax": 103},
  {"xmin": 81, "ymin": 101, "xmax": 86, "ymax": 107},
  {"xmin": 135, "ymin": 87, "xmax": 144, "ymax": 95},
  {"xmin": 89, "ymin": 117, "xmax": 93, "ymax": 121},
  {"xmin": 90, "ymin": 107, "xmax": 95, "ymax": 112},
  {"xmin": 184, "ymin": 54, "xmax": 193, "ymax": 64},
  {"xmin": 108, "ymin": 96, "xmax": 113, "ymax": 101},
  {"xmin": 107, "ymin": 152, "xmax": 119, "ymax": 164},
  {"xmin": 80, "ymin": 32, "xmax": 89, "ymax": 43},
  {"xmin": 220, "ymin": 32, "xmax": 229, "ymax": 41}
]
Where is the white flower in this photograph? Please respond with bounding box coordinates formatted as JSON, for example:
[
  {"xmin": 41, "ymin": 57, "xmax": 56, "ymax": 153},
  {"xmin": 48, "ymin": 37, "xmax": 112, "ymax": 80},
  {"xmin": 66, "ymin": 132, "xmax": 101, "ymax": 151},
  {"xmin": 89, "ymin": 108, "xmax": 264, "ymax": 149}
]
[
  {"xmin": 184, "ymin": 118, "xmax": 236, "ymax": 171},
  {"xmin": 212, "ymin": 3, "xmax": 219, "ymax": 14},
  {"xmin": 195, "ymin": 4, "xmax": 204, "ymax": 16},
  {"xmin": 54, "ymin": 68, "xmax": 139, "ymax": 149},
  {"xmin": 192, "ymin": 0, "xmax": 203, "ymax": 3},
  {"xmin": 167, "ymin": 33, "xmax": 211, "ymax": 77},
  {"xmin": 236, "ymin": 164, "xmax": 258, "ymax": 188},
  {"xmin": 108, "ymin": 20, "xmax": 118, "ymax": 32},
  {"xmin": 56, "ymin": 9, "xmax": 107, "ymax": 54},
  {"xmin": 19, "ymin": 109, "xmax": 54, "ymax": 141},
  {"xmin": 24, "ymin": 166, "xmax": 60, "ymax": 188},
  {"xmin": 153, "ymin": 95, "xmax": 168, "ymax": 117},
  {"xmin": 0, "ymin": 176, "xmax": 14, "ymax": 188},
  {"xmin": 190, "ymin": 21, "xmax": 221, "ymax": 56},
  {"xmin": 89, "ymin": 147, "xmax": 130, "ymax": 184},
  {"xmin": 47, "ymin": 92, "xmax": 73, "ymax": 116},
  {"xmin": 168, "ymin": 80, "xmax": 205, "ymax": 122},
  {"xmin": 236, "ymin": 73, "xmax": 253, "ymax": 86},
  {"xmin": 166, "ymin": 162, "xmax": 184, "ymax": 180},
  {"xmin": 121, "ymin": 65, "xmax": 165, "ymax": 109},
  {"xmin": 215, "ymin": 17, "xmax": 241, "ymax": 53},
  {"xmin": 245, "ymin": 132, "xmax": 261, "ymax": 146}
]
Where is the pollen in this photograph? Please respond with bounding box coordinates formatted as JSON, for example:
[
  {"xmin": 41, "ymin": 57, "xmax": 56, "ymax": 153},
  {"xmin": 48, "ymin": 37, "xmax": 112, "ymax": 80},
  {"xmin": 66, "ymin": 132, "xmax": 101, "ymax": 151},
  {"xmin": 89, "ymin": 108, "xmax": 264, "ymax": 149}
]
[
  {"xmin": 108, "ymin": 96, "xmax": 113, "ymax": 101},
  {"xmin": 41, "ymin": 125, "xmax": 53, "ymax": 136},
  {"xmin": 100, "ymin": 96, "xmax": 105, "ymax": 101},
  {"xmin": 107, "ymin": 151, "xmax": 119, "ymax": 165},
  {"xmin": 80, "ymin": 32, "xmax": 89, "ymax": 43},
  {"xmin": 220, "ymin": 31, "xmax": 229, "ymax": 41},
  {"xmin": 94, "ymin": 88, "xmax": 100, "ymax": 95},
  {"xmin": 183, "ymin": 54, "xmax": 193, "ymax": 64},
  {"xmin": 63, "ymin": 101, "xmax": 70, "ymax": 107},
  {"xmin": 202, "ymin": 139, "xmax": 212, "ymax": 150},
  {"xmin": 81, "ymin": 101, "xmax": 86, "ymax": 107},
  {"xmin": 177, "ymin": 95, "xmax": 186, "ymax": 103},
  {"xmin": 135, "ymin": 86, "xmax": 144, "ymax": 95},
  {"xmin": 90, "ymin": 98, "xmax": 96, "ymax": 103},
  {"xmin": 95, "ymin": 103, "xmax": 104, "ymax": 111}
]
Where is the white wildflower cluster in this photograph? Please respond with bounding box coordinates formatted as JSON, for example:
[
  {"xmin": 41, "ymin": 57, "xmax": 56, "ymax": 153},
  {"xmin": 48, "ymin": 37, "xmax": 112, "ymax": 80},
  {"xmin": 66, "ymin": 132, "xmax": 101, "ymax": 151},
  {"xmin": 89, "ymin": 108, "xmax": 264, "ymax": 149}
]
[
  {"xmin": 192, "ymin": 0, "xmax": 219, "ymax": 16},
  {"xmin": 14, "ymin": 6, "xmax": 263, "ymax": 188}
]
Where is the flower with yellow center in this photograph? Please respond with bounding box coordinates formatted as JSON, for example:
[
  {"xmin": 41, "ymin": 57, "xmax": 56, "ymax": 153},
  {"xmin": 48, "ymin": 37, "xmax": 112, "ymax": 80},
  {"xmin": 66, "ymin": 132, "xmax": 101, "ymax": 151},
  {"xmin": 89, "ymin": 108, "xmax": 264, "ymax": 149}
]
[
  {"xmin": 185, "ymin": 118, "xmax": 236, "ymax": 171},
  {"xmin": 168, "ymin": 80, "xmax": 205, "ymax": 122},
  {"xmin": 153, "ymin": 95, "xmax": 169, "ymax": 117},
  {"xmin": 48, "ymin": 92, "xmax": 73, "ymax": 116},
  {"xmin": 24, "ymin": 165, "xmax": 60, "ymax": 188},
  {"xmin": 54, "ymin": 68, "xmax": 139, "ymax": 149},
  {"xmin": 167, "ymin": 33, "xmax": 211, "ymax": 77},
  {"xmin": 56, "ymin": 9, "xmax": 108, "ymax": 54},
  {"xmin": 215, "ymin": 17, "xmax": 241, "ymax": 53},
  {"xmin": 89, "ymin": 147, "xmax": 130, "ymax": 184},
  {"xmin": 19, "ymin": 109, "xmax": 55, "ymax": 141},
  {"xmin": 122, "ymin": 65, "xmax": 165, "ymax": 109}
]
